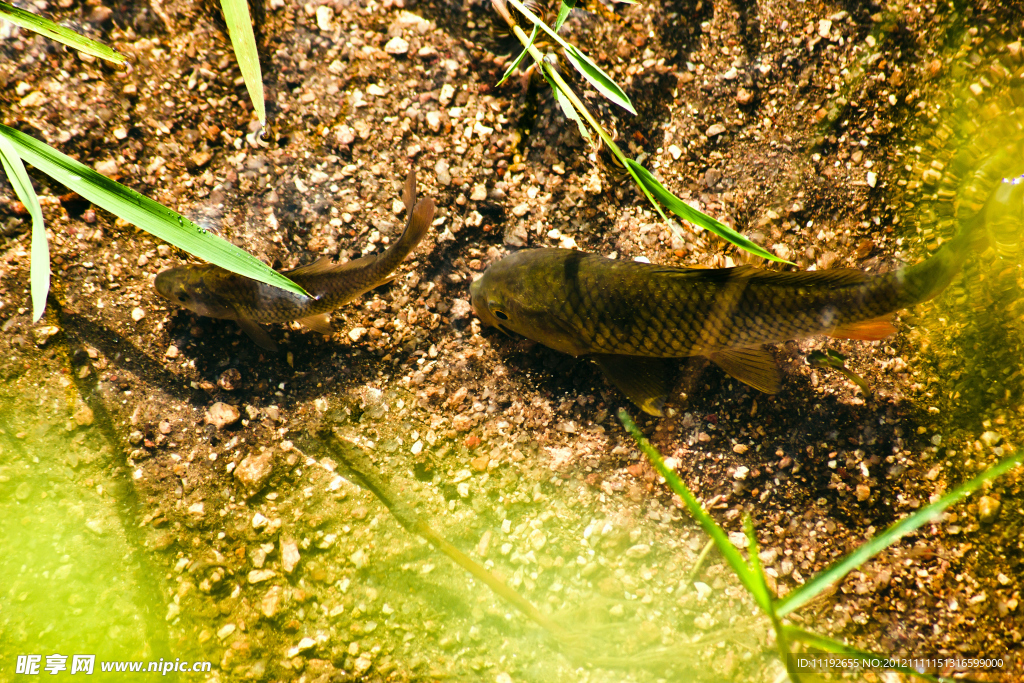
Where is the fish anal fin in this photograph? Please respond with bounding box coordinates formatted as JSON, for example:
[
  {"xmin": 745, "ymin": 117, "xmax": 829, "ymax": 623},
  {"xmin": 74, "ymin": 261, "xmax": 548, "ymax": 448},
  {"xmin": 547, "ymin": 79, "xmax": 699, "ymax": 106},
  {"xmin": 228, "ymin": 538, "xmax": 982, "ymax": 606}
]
[
  {"xmin": 593, "ymin": 354, "xmax": 677, "ymax": 417},
  {"xmin": 827, "ymin": 316, "xmax": 897, "ymax": 341},
  {"xmin": 236, "ymin": 316, "xmax": 279, "ymax": 351},
  {"xmin": 708, "ymin": 347, "xmax": 781, "ymax": 394},
  {"xmin": 297, "ymin": 312, "xmax": 333, "ymax": 335}
]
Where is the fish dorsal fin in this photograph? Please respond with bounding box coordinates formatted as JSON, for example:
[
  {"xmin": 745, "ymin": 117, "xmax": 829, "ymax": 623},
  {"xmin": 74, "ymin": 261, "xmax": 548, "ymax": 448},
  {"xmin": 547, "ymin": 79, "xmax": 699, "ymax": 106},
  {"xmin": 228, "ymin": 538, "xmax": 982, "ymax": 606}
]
[
  {"xmin": 743, "ymin": 267, "xmax": 871, "ymax": 287},
  {"xmin": 236, "ymin": 316, "xmax": 279, "ymax": 351},
  {"xmin": 707, "ymin": 347, "xmax": 781, "ymax": 394},
  {"xmin": 297, "ymin": 312, "xmax": 333, "ymax": 335},
  {"xmin": 593, "ymin": 354, "xmax": 678, "ymax": 417},
  {"xmin": 827, "ymin": 315, "xmax": 897, "ymax": 341},
  {"xmin": 285, "ymin": 255, "xmax": 378, "ymax": 279}
]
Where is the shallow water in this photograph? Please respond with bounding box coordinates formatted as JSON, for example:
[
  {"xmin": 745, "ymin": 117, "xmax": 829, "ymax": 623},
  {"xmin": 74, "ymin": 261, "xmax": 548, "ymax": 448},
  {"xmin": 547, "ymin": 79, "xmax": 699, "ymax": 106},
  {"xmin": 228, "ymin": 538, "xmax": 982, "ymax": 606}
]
[{"xmin": 0, "ymin": 368, "xmax": 173, "ymax": 679}]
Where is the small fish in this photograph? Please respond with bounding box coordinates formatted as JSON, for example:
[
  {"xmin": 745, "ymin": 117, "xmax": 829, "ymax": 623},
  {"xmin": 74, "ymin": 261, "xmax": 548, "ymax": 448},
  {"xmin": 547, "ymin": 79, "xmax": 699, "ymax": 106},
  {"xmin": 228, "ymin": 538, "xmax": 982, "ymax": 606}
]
[
  {"xmin": 470, "ymin": 225, "xmax": 982, "ymax": 416},
  {"xmin": 156, "ymin": 170, "xmax": 435, "ymax": 351}
]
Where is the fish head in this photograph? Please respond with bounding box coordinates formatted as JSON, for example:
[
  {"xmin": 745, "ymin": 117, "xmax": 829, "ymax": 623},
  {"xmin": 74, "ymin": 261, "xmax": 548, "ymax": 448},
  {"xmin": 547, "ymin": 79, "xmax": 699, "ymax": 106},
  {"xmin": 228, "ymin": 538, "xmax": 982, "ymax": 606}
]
[
  {"xmin": 470, "ymin": 250, "xmax": 587, "ymax": 355},
  {"xmin": 155, "ymin": 266, "xmax": 237, "ymax": 320}
]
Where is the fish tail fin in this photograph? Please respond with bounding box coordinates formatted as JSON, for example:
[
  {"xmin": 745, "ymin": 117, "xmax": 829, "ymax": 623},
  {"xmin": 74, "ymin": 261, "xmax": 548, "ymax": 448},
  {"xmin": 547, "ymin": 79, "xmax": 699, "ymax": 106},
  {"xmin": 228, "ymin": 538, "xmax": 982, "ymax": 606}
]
[{"xmin": 898, "ymin": 211, "xmax": 988, "ymax": 306}]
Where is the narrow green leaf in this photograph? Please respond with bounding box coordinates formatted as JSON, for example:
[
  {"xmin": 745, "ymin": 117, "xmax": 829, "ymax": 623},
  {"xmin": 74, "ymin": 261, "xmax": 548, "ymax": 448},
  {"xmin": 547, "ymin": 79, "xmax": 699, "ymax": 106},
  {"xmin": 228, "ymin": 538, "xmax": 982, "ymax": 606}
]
[
  {"xmin": 497, "ymin": 25, "xmax": 538, "ymax": 87},
  {"xmin": 777, "ymin": 449, "xmax": 1022, "ymax": 617},
  {"xmin": 0, "ymin": 124, "xmax": 308, "ymax": 298},
  {"xmin": 0, "ymin": 1, "xmax": 126, "ymax": 64},
  {"xmin": 220, "ymin": 0, "xmax": 265, "ymax": 127},
  {"xmin": 618, "ymin": 410, "xmax": 763, "ymax": 598},
  {"xmin": 743, "ymin": 515, "xmax": 773, "ymax": 612},
  {"xmin": 0, "ymin": 133, "xmax": 49, "ymax": 321},
  {"xmin": 561, "ymin": 44, "xmax": 636, "ymax": 115},
  {"xmin": 548, "ymin": 71, "xmax": 593, "ymax": 145},
  {"xmin": 784, "ymin": 627, "xmax": 943, "ymax": 681},
  {"xmin": 552, "ymin": 0, "xmax": 577, "ymax": 32},
  {"xmin": 624, "ymin": 159, "xmax": 791, "ymax": 264},
  {"xmin": 505, "ymin": 0, "xmax": 636, "ymax": 114}
]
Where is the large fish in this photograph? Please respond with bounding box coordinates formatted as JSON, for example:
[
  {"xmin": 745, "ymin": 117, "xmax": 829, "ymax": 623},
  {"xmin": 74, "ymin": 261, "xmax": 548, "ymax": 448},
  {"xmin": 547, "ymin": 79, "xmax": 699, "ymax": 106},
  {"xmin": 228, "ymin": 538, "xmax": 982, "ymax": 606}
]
[
  {"xmin": 156, "ymin": 170, "xmax": 435, "ymax": 351},
  {"xmin": 470, "ymin": 226, "xmax": 982, "ymax": 416}
]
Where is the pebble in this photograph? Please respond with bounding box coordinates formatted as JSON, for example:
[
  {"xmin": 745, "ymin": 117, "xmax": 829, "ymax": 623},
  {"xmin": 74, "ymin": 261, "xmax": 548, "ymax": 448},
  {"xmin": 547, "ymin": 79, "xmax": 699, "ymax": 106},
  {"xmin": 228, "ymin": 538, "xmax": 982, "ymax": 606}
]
[
  {"xmin": 73, "ymin": 405, "xmax": 94, "ymax": 427},
  {"xmin": 32, "ymin": 325, "xmax": 60, "ymax": 346},
  {"xmin": 866, "ymin": 170, "xmax": 878, "ymax": 188},
  {"xmin": 856, "ymin": 484, "xmax": 871, "ymax": 502},
  {"xmin": 434, "ymin": 158, "xmax": 451, "ymax": 185},
  {"xmin": 384, "ymin": 37, "xmax": 409, "ymax": 55},
  {"xmin": 206, "ymin": 402, "xmax": 240, "ymax": 429},
  {"xmin": 248, "ymin": 569, "xmax": 276, "ymax": 584},
  {"xmin": 706, "ymin": 123, "xmax": 727, "ymax": 137},
  {"xmin": 980, "ymin": 431, "xmax": 1002, "ymax": 447},
  {"xmin": 448, "ymin": 299, "xmax": 472, "ymax": 320},
  {"xmin": 281, "ymin": 537, "xmax": 301, "ymax": 573},
  {"xmin": 348, "ymin": 327, "xmax": 367, "ymax": 342},
  {"xmin": 218, "ymin": 368, "xmax": 242, "ymax": 391},
  {"xmin": 978, "ymin": 495, "xmax": 1000, "ymax": 523},
  {"xmin": 736, "ymin": 88, "xmax": 754, "ymax": 105},
  {"xmin": 262, "ymin": 586, "xmax": 283, "ymax": 618},
  {"xmin": 235, "ymin": 451, "xmax": 274, "ymax": 492},
  {"xmin": 165, "ymin": 345, "xmax": 179, "ymax": 359},
  {"xmin": 667, "ymin": 144, "xmax": 682, "ymax": 160},
  {"xmin": 470, "ymin": 184, "xmax": 487, "ymax": 202},
  {"xmin": 439, "ymin": 83, "xmax": 455, "ymax": 106},
  {"xmin": 95, "ymin": 159, "xmax": 119, "ymax": 176}
]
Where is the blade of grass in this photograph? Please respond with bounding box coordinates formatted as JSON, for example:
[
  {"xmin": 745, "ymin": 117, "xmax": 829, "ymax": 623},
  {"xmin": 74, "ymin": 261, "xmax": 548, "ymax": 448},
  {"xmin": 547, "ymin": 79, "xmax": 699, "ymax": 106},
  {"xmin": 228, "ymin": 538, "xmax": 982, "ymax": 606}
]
[
  {"xmin": 618, "ymin": 409, "xmax": 762, "ymax": 595},
  {"xmin": 549, "ymin": 72, "xmax": 593, "ymax": 145},
  {"xmin": 624, "ymin": 159, "xmax": 792, "ymax": 264},
  {"xmin": 742, "ymin": 515, "xmax": 772, "ymax": 612},
  {"xmin": 784, "ymin": 627, "xmax": 945, "ymax": 682},
  {"xmin": 505, "ymin": 0, "xmax": 636, "ymax": 115},
  {"xmin": 0, "ymin": 0, "xmax": 126, "ymax": 65},
  {"xmin": 497, "ymin": 25, "xmax": 538, "ymax": 87},
  {"xmin": 552, "ymin": 0, "xmax": 577, "ymax": 32},
  {"xmin": 0, "ymin": 124, "xmax": 308, "ymax": 297},
  {"xmin": 776, "ymin": 449, "xmax": 1022, "ymax": 617},
  {"xmin": 0, "ymin": 133, "xmax": 49, "ymax": 321},
  {"xmin": 220, "ymin": 0, "xmax": 265, "ymax": 127}
]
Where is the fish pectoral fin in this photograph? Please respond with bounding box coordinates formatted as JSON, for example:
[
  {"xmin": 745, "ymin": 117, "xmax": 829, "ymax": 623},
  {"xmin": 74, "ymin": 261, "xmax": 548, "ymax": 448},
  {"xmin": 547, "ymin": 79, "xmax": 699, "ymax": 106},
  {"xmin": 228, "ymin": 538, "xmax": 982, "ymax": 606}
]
[
  {"xmin": 592, "ymin": 354, "xmax": 677, "ymax": 417},
  {"xmin": 708, "ymin": 347, "xmax": 781, "ymax": 394},
  {"xmin": 826, "ymin": 315, "xmax": 897, "ymax": 341},
  {"xmin": 236, "ymin": 316, "xmax": 279, "ymax": 351},
  {"xmin": 297, "ymin": 313, "xmax": 333, "ymax": 335}
]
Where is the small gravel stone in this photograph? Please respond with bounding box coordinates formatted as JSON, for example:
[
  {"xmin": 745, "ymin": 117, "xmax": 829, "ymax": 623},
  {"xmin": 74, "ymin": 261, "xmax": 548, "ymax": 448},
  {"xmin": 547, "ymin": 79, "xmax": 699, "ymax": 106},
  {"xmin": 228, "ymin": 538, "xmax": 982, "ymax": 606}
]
[
  {"xmin": 434, "ymin": 158, "xmax": 451, "ymax": 185},
  {"xmin": 470, "ymin": 184, "xmax": 487, "ymax": 202},
  {"xmin": 281, "ymin": 537, "xmax": 301, "ymax": 573},
  {"xmin": 706, "ymin": 123, "xmax": 727, "ymax": 136},
  {"xmin": 218, "ymin": 368, "xmax": 242, "ymax": 391},
  {"xmin": 978, "ymin": 495, "xmax": 1000, "ymax": 523},
  {"xmin": 856, "ymin": 484, "xmax": 871, "ymax": 502},
  {"xmin": 130, "ymin": 307, "xmax": 146, "ymax": 321},
  {"xmin": 206, "ymin": 402, "xmax": 240, "ymax": 429},
  {"xmin": 235, "ymin": 451, "xmax": 274, "ymax": 492},
  {"xmin": 384, "ymin": 36, "xmax": 409, "ymax": 55},
  {"xmin": 248, "ymin": 569, "xmax": 275, "ymax": 584},
  {"xmin": 980, "ymin": 431, "xmax": 1002, "ymax": 447},
  {"xmin": 32, "ymin": 325, "xmax": 60, "ymax": 346},
  {"xmin": 348, "ymin": 327, "xmax": 367, "ymax": 342}
]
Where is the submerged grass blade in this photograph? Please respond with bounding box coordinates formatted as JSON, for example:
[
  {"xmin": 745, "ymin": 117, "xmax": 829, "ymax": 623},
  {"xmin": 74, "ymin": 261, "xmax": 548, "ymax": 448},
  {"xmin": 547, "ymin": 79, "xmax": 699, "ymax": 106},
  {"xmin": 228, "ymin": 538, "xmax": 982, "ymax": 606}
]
[
  {"xmin": 552, "ymin": 0, "xmax": 576, "ymax": 31},
  {"xmin": 505, "ymin": 0, "xmax": 635, "ymax": 114},
  {"xmin": 220, "ymin": 0, "xmax": 265, "ymax": 127},
  {"xmin": 624, "ymin": 159, "xmax": 791, "ymax": 264},
  {"xmin": 497, "ymin": 25, "xmax": 538, "ymax": 87},
  {"xmin": 0, "ymin": 0, "xmax": 126, "ymax": 65},
  {"xmin": 742, "ymin": 515, "xmax": 772, "ymax": 612},
  {"xmin": 0, "ymin": 133, "xmax": 49, "ymax": 321},
  {"xmin": 777, "ymin": 449, "xmax": 1022, "ymax": 617},
  {"xmin": 784, "ymin": 627, "xmax": 943, "ymax": 681},
  {"xmin": 561, "ymin": 44, "xmax": 636, "ymax": 115},
  {"xmin": 0, "ymin": 124, "xmax": 308, "ymax": 297},
  {"xmin": 618, "ymin": 410, "xmax": 763, "ymax": 596}
]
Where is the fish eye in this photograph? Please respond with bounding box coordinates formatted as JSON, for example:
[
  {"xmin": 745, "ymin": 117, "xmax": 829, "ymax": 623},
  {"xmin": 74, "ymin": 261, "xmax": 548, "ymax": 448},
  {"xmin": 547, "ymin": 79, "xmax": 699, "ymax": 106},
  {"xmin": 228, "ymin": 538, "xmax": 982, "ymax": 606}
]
[
  {"xmin": 177, "ymin": 294, "xmax": 188, "ymax": 303},
  {"xmin": 493, "ymin": 309, "xmax": 509, "ymax": 321}
]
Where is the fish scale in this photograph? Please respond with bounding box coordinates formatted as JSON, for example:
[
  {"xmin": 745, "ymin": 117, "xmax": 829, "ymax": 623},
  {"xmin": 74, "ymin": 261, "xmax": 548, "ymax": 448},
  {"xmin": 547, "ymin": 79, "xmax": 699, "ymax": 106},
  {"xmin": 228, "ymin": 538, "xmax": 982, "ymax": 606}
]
[{"xmin": 471, "ymin": 232, "xmax": 977, "ymax": 415}]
